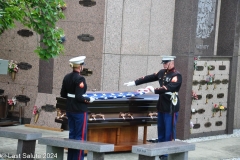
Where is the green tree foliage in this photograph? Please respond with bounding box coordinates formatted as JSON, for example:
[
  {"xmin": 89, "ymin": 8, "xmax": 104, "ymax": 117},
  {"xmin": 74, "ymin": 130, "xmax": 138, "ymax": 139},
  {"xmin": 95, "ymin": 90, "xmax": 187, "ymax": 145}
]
[{"xmin": 0, "ymin": 0, "xmax": 66, "ymax": 60}]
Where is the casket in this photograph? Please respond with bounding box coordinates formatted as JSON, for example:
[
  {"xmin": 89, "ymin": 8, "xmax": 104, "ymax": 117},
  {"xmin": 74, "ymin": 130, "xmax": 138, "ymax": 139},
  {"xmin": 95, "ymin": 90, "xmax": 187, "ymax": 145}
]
[{"xmin": 55, "ymin": 92, "xmax": 159, "ymax": 152}]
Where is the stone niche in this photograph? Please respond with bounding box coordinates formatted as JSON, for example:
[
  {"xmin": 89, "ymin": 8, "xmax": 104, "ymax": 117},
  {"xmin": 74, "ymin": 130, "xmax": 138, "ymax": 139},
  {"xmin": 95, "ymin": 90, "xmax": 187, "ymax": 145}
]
[{"xmin": 191, "ymin": 56, "xmax": 230, "ymax": 135}]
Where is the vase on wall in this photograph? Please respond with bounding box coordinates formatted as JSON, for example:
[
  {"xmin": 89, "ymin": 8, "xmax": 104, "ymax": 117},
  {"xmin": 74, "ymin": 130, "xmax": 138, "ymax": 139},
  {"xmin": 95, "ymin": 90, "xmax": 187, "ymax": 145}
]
[
  {"xmin": 11, "ymin": 72, "xmax": 16, "ymax": 80},
  {"xmin": 219, "ymin": 110, "xmax": 222, "ymax": 117},
  {"xmin": 34, "ymin": 113, "xmax": 39, "ymax": 123}
]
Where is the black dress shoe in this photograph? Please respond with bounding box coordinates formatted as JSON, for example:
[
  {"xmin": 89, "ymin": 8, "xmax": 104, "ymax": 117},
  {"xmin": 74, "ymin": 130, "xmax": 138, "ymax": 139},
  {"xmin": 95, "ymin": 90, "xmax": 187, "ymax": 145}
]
[{"xmin": 159, "ymin": 155, "xmax": 168, "ymax": 160}]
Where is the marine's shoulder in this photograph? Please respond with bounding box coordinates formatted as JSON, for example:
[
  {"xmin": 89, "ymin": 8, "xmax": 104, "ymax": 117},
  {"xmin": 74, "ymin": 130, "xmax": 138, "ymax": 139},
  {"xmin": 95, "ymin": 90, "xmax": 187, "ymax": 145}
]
[
  {"xmin": 75, "ymin": 74, "xmax": 86, "ymax": 81},
  {"xmin": 174, "ymin": 69, "xmax": 181, "ymax": 74}
]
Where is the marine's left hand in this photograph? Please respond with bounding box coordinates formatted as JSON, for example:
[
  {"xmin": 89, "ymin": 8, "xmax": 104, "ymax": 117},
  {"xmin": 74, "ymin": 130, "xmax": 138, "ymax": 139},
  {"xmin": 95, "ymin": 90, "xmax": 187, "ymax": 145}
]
[
  {"xmin": 89, "ymin": 97, "xmax": 95, "ymax": 103},
  {"xmin": 137, "ymin": 88, "xmax": 150, "ymax": 93},
  {"xmin": 145, "ymin": 86, "xmax": 154, "ymax": 93}
]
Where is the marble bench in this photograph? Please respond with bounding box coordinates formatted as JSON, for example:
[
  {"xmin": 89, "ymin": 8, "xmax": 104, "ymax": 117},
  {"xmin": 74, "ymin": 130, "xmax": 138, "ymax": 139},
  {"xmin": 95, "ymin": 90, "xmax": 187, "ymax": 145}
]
[
  {"xmin": 0, "ymin": 127, "xmax": 42, "ymax": 160},
  {"xmin": 38, "ymin": 137, "xmax": 114, "ymax": 160},
  {"xmin": 132, "ymin": 141, "xmax": 195, "ymax": 160}
]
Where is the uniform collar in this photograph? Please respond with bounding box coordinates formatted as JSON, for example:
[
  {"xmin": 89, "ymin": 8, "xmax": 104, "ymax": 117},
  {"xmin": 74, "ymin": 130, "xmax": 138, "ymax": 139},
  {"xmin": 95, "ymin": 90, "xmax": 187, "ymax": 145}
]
[
  {"xmin": 73, "ymin": 70, "xmax": 80, "ymax": 73},
  {"xmin": 167, "ymin": 67, "xmax": 175, "ymax": 72}
]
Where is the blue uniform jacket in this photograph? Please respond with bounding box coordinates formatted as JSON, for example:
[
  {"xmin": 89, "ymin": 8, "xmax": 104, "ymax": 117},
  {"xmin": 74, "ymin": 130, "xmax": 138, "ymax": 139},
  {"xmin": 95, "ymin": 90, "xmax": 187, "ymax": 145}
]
[
  {"xmin": 60, "ymin": 71, "xmax": 91, "ymax": 113},
  {"xmin": 135, "ymin": 68, "xmax": 182, "ymax": 113}
]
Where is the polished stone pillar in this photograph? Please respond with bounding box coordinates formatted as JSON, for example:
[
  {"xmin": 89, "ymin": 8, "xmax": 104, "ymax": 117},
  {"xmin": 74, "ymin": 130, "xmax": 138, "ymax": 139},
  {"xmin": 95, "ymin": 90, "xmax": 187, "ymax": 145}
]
[
  {"xmin": 38, "ymin": 59, "xmax": 54, "ymax": 94},
  {"xmin": 172, "ymin": 0, "xmax": 220, "ymax": 139},
  {"xmin": 217, "ymin": 0, "xmax": 240, "ymax": 134}
]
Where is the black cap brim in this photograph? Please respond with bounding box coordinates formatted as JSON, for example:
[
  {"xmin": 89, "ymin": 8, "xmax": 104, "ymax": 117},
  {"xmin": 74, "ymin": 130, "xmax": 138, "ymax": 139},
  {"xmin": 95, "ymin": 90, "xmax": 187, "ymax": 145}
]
[{"xmin": 161, "ymin": 60, "xmax": 171, "ymax": 64}]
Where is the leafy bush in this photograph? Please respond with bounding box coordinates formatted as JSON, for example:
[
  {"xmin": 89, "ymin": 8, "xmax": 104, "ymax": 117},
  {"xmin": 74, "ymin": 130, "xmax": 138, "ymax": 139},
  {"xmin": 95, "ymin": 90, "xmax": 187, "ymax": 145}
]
[{"xmin": 0, "ymin": 0, "xmax": 66, "ymax": 60}]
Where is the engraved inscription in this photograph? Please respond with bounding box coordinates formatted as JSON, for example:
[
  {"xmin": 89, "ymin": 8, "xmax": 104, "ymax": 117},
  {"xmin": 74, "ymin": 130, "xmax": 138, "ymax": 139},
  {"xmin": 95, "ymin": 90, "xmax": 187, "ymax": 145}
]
[
  {"xmin": 193, "ymin": 80, "xmax": 199, "ymax": 85},
  {"xmin": 168, "ymin": 147, "xmax": 180, "ymax": 151},
  {"xmin": 214, "ymin": 79, "xmax": 221, "ymax": 84},
  {"xmin": 204, "ymin": 122, "xmax": 212, "ymax": 127},
  {"xmin": 215, "ymin": 121, "xmax": 223, "ymax": 126},
  {"xmin": 222, "ymin": 79, "xmax": 229, "ymax": 84},
  {"xmin": 197, "ymin": 95, "xmax": 202, "ymax": 100},
  {"xmin": 219, "ymin": 65, "xmax": 226, "ymax": 70},
  {"xmin": 196, "ymin": 66, "xmax": 204, "ymax": 71},
  {"xmin": 206, "ymin": 94, "xmax": 213, "ymax": 99},
  {"xmin": 200, "ymin": 80, "xmax": 207, "ymax": 85},
  {"xmin": 193, "ymin": 124, "xmax": 200, "ymax": 129},
  {"xmin": 196, "ymin": 45, "xmax": 209, "ymax": 49},
  {"xmin": 196, "ymin": 0, "xmax": 216, "ymax": 39},
  {"xmin": 136, "ymin": 149, "xmax": 147, "ymax": 153},
  {"xmin": 217, "ymin": 93, "xmax": 224, "ymax": 98}
]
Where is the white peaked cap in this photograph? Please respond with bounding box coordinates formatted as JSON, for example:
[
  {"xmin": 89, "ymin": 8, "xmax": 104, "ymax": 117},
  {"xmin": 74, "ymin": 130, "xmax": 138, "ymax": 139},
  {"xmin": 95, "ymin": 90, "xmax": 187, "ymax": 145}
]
[
  {"xmin": 69, "ymin": 56, "xmax": 86, "ymax": 68},
  {"xmin": 69, "ymin": 56, "xmax": 86, "ymax": 64},
  {"xmin": 161, "ymin": 56, "xmax": 176, "ymax": 61}
]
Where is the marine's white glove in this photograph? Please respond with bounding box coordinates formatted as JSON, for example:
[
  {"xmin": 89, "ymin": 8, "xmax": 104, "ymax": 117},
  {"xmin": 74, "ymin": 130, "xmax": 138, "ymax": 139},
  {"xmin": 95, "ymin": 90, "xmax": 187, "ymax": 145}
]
[
  {"xmin": 137, "ymin": 88, "xmax": 149, "ymax": 93},
  {"xmin": 145, "ymin": 86, "xmax": 154, "ymax": 93},
  {"xmin": 124, "ymin": 81, "xmax": 136, "ymax": 87},
  {"xmin": 89, "ymin": 97, "xmax": 95, "ymax": 103}
]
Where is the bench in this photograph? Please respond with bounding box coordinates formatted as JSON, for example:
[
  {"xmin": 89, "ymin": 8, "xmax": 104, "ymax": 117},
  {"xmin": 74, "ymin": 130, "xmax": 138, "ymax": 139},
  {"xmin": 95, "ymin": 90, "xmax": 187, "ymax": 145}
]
[
  {"xmin": 38, "ymin": 137, "xmax": 114, "ymax": 160},
  {"xmin": 0, "ymin": 127, "xmax": 42, "ymax": 160},
  {"xmin": 132, "ymin": 141, "xmax": 195, "ymax": 160}
]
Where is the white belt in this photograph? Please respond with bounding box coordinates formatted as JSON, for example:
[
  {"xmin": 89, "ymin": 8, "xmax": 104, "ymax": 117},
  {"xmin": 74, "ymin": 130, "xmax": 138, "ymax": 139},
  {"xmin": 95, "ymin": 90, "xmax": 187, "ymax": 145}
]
[
  {"xmin": 165, "ymin": 92, "xmax": 178, "ymax": 95},
  {"xmin": 165, "ymin": 92, "xmax": 178, "ymax": 106},
  {"xmin": 67, "ymin": 93, "xmax": 75, "ymax": 98},
  {"xmin": 68, "ymin": 93, "xmax": 88, "ymax": 98}
]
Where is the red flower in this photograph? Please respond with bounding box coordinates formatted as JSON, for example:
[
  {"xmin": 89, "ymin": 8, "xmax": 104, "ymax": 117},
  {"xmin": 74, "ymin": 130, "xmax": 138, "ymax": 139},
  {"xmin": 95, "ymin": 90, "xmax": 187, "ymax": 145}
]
[
  {"xmin": 7, "ymin": 99, "xmax": 13, "ymax": 105},
  {"xmin": 192, "ymin": 90, "xmax": 198, "ymax": 100},
  {"xmin": 32, "ymin": 105, "xmax": 41, "ymax": 115}
]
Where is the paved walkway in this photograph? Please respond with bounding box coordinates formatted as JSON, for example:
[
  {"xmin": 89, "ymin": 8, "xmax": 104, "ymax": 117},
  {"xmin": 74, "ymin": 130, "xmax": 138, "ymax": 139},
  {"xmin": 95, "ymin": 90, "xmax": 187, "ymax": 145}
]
[{"xmin": 0, "ymin": 125, "xmax": 240, "ymax": 160}]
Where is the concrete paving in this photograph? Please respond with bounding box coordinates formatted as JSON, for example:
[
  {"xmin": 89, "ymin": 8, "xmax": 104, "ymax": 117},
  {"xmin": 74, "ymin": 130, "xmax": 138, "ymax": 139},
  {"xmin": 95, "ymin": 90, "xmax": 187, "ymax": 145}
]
[{"xmin": 0, "ymin": 124, "xmax": 239, "ymax": 160}]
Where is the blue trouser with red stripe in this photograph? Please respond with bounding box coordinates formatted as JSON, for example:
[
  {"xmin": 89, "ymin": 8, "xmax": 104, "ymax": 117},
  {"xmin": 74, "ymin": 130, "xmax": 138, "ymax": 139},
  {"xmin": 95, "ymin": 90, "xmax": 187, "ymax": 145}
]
[
  {"xmin": 67, "ymin": 112, "xmax": 87, "ymax": 160},
  {"xmin": 157, "ymin": 112, "xmax": 178, "ymax": 157}
]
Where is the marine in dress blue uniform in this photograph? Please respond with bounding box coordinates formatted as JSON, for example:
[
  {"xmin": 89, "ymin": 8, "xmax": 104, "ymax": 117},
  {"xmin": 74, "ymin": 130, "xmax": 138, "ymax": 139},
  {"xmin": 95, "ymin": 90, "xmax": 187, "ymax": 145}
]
[
  {"xmin": 124, "ymin": 56, "xmax": 182, "ymax": 160},
  {"xmin": 60, "ymin": 56, "xmax": 95, "ymax": 160}
]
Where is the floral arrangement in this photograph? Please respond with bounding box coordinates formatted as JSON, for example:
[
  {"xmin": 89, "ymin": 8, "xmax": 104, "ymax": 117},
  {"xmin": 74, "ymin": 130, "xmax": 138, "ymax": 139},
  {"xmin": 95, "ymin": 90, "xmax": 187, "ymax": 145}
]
[
  {"xmin": 190, "ymin": 108, "xmax": 196, "ymax": 119},
  {"xmin": 33, "ymin": 105, "xmax": 41, "ymax": 115},
  {"xmin": 8, "ymin": 60, "xmax": 19, "ymax": 73},
  {"xmin": 193, "ymin": 56, "xmax": 200, "ymax": 71},
  {"xmin": 7, "ymin": 96, "xmax": 17, "ymax": 106},
  {"xmin": 206, "ymin": 74, "xmax": 215, "ymax": 85},
  {"xmin": 57, "ymin": 3, "xmax": 67, "ymax": 11},
  {"xmin": 212, "ymin": 103, "xmax": 219, "ymax": 113},
  {"xmin": 212, "ymin": 103, "xmax": 227, "ymax": 117},
  {"xmin": 190, "ymin": 121, "xmax": 194, "ymax": 129},
  {"xmin": 207, "ymin": 65, "xmax": 212, "ymax": 70},
  {"xmin": 192, "ymin": 90, "xmax": 198, "ymax": 100},
  {"xmin": 207, "ymin": 65, "xmax": 214, "ymax": 75},
  {"xmin": 8, "ymin": 96, "xmax": 17, "ymax": 110},
  {"xmin": 190, "ymin": 121, "xmax": 194, "ymax": 133},
  {"xmin": 212, "ymin": 103, "xmax": 226, "ymax": 112},
  {"xmin": 33, "ymin": 105, "xmax": 42, "ymax": 123},
  {"xmin": 219, "ymin": 105, "xmax": 226, "ymax": 110}
]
